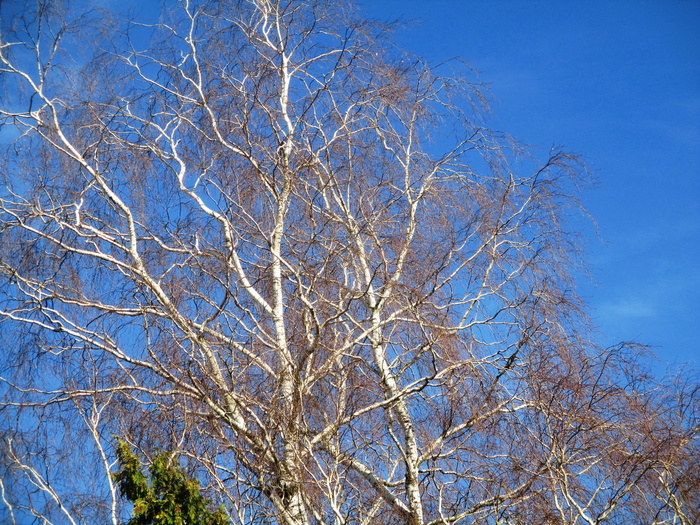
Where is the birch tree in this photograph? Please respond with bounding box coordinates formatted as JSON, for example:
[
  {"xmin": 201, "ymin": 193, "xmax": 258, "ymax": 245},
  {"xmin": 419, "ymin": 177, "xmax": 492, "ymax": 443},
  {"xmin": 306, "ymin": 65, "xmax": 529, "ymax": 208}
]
[{"xmin": 1, "ymin": 1, "xmax": 697, "ymax": 524}]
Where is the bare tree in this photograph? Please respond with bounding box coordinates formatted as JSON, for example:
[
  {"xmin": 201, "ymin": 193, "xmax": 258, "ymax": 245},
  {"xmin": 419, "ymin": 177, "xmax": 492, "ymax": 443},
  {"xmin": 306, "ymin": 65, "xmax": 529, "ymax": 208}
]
[{"xmin": 0, "ymin": 1, "xmax": 697, "ymax": 524}]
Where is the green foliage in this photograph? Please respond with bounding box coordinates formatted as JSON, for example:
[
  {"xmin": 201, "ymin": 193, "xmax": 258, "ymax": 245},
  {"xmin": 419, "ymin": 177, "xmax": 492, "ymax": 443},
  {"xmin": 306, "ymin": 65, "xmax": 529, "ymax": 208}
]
[{"xmin": 112, "ymin": 440, "xmax": 230, "ymax": 525}]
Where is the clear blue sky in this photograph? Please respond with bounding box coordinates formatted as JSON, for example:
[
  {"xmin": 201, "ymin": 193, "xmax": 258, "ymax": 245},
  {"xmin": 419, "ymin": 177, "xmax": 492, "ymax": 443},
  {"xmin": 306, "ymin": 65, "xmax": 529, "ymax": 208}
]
[{"xmin": 365, "ymin": 0, "xmax": 700, "ymax": 367}]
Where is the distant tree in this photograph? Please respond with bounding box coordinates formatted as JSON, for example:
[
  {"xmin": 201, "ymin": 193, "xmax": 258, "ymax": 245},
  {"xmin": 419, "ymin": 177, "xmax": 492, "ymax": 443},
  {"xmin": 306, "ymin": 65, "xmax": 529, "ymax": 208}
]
[
  {"xmin": 0, "ymin": 1, "xmax": 697, "ymax": 524},
  {"xmin": 113, "ymin": 440, "xmax": 230, "ymax": 525}
]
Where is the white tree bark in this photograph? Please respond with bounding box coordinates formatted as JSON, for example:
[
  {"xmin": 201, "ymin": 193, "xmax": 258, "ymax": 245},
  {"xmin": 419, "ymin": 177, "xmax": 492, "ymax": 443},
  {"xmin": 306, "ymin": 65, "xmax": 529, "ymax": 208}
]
[{"xmin": 0, "ymin": 1, "xmax": 697, "ymax": 524}]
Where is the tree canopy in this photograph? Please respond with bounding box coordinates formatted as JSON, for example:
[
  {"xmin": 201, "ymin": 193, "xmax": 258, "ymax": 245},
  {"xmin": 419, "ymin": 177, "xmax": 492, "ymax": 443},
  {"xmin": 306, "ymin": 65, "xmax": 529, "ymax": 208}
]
[
  {"xmin": 113, "ymin": 440, "xmax": 230, "ymax": 525},
  {"xmin": 0, "ymin": 1, "xmax": 697, "ymax": 524}
]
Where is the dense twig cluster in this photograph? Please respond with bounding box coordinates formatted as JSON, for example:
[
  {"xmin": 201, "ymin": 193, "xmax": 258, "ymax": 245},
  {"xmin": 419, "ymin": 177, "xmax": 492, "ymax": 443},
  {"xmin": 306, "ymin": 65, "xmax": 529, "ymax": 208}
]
[{"xmin": 1, "ymin": 1, "xmax": 697, "ymax": 524}]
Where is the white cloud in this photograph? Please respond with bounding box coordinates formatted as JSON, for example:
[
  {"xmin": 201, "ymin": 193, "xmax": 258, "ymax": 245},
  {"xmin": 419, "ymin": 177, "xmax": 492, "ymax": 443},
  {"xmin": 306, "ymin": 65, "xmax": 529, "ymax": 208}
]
[{"xmin": 597, "ymin": 297, "xmax": 656, "ymax": 320}]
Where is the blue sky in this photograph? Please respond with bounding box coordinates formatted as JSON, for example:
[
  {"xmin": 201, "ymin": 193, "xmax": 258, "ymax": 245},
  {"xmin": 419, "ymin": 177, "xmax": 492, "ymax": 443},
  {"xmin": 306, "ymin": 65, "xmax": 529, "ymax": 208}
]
[{"xmin": 365, "ymin": 0, "xmax": 700, "ymax": 368}]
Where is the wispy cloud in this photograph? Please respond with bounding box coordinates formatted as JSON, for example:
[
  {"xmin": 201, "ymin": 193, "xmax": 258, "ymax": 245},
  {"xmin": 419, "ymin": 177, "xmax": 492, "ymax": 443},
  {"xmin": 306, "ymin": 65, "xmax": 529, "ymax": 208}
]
[{"xmin": 597, "ymin": 297, "xmax": 656, "ymax": 320}]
